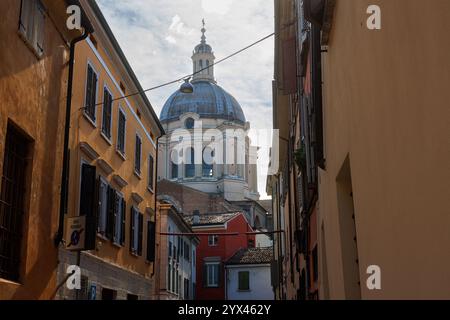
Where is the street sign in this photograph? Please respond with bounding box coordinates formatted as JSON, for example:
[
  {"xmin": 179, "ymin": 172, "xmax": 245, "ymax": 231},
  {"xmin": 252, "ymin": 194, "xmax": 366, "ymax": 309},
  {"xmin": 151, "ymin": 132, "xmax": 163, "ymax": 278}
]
[
  {"xmin": 88, "ymin": 284, "xmax": 97, "ymax": 300},
  {"xmin": 65, "ymin": 216, "xmax": 86, "ymax": 251}
]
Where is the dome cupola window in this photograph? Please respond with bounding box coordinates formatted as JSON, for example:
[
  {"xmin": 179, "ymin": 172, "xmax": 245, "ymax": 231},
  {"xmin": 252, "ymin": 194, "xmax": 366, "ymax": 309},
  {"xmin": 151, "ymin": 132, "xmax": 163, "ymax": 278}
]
[{"xmin": 185, "ymin": 118, "xmax": 195, "ymax": 129}]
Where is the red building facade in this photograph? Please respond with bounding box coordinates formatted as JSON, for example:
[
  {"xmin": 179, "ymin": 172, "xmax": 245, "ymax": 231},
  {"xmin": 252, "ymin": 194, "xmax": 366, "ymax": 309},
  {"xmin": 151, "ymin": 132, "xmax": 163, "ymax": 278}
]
[{"xmin": 185, "ymin": 212, "xmax": 255, "ymax": 300}]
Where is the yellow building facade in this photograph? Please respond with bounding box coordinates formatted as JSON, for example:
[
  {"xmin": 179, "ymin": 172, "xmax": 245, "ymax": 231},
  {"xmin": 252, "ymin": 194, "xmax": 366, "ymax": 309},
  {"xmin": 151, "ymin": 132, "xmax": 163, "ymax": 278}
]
[{"xmin": 56, "ymin": 0, "xmax": 164, "ymax": 300}]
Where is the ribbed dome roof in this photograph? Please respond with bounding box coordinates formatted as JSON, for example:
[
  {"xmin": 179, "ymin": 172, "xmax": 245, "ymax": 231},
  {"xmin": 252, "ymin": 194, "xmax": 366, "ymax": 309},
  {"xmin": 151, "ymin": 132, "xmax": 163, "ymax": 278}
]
[{"xmin": 160, "ymin": 81, "xmax": 246, "ymax": 124}]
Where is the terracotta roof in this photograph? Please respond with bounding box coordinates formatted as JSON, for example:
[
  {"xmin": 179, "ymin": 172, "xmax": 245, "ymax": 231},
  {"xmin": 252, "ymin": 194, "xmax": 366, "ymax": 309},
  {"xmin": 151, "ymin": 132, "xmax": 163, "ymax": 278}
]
[
  {"xmin": 226, "ymin": 247, "xmax": 273, "ymax": 265},
  {"xmin": 184, "ymin": 212, "xmax": 241, "ymax": 226}
]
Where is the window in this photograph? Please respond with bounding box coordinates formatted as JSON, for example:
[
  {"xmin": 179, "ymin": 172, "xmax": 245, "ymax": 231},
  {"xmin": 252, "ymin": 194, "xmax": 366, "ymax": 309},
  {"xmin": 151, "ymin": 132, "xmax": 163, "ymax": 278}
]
[
  {"xmin": 167, "ymin": 262, "xmax": 171, "ymax": 292},
  {"xmin": 206, "ymin": 60, "xmax": 210, "ymax": 74},
  {"xmin": 185, "ymin": 147, "xmax": 195, "ymax": 178},
  {"xmin": 0, "ymin": 124, "xmax": 32, "ymax": 282},
  {"xmin": 238, "ymin": 271, "xmax": 250, "ymax": 291},
  {"xmin": 130, "ymin": 207, "xmax": 143, "ymax": 255},
  {"xmin": 84, "ymin": 64, "xmax": 98, "ymax": 122},
  {"xmin": 101, "ymin": 87, "xmax": 113, "ymax": 139},
  {"xmin": 204, "ymin": 263, "xmax": 220, "ymax": 287},
  {"xmin": 199, "ymin": 60, "xmax": 203, "ymax": 72},
  {"xmin": 103, "ymin": 185, "xmax": 126, "ymax": 246},
  {"xmin": 148, "ymin": 155, "xmax": 154, "ymax": 191},
  {"xmin": 79, "ymin": 163, "xmax": 97, "ymax": 250},
  {"xmin": 184, "ymin": 242, "xmax": 190, "ymax": 261},
  {"xmin": 146, "ymin": 221, "xmax": 155, "ymax": 262},
  {"xmin": 185, "ymin": 118, "xmax": 195, "ymax": 129},
  {"xmin": 184, "ymin": 278, "xmax": 190, "ymax": 299},
  {"xmin": 135, "ymin": 134, "xmax": 142, "ymax": 175},
  {"xmin": 208, "ymin": 235, "xmax": 218, "ymax": 247},
  {"xmin": 117, "ymin": 109, "xmax": 126, "ymax": 155},
  {"xmin": 101, "ymin": 288, "xmax": 116, "ymax": 300},
  {"xmin": 202, "ymin": 147, "xmax": 214, "ymax": 177},
  {"xmin": 171, "ymin": 150, "xmax": 179, "ymax": 179},
  {"xmin": 19, "ymin": 0, "xmax": 45, "ymax": 57},
  {"xmin": 97, "ymin": 178, "xmax": 108, "ymax": 235},
  {"xmin": 114, "ymin": 193, "xmax": 126, "ymax": 246}
]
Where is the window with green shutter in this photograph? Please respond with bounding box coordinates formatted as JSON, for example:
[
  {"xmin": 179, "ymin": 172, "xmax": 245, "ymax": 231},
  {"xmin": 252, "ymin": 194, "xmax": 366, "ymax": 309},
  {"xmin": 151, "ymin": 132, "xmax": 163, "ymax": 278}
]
[{"xmin": 238, "ymin": 271, "xmax": 250, "ymax": 291}]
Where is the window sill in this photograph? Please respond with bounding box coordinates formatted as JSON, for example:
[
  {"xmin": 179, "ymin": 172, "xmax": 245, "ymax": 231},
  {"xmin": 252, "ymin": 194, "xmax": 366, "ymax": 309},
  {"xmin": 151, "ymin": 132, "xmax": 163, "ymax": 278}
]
[
  {"xmin": 116, "ymin": 149, "xmax": 126, "ymax": 161},
  {"xmin": 18, "ymin": 30, "xmax": 43, "ymax": 60},
  {"xmin": 83, "ymin": 112, "xmax": 97, "ymax": 128},
  {"xmin": 0, "ymin": 278, "xmax": 22, "ymax": 287},
  {"xmin": 238, "ymin": 289, "xmax": 251, "ymax": 292},
  {"xmin": 100, "ymin": 132, "xmax": 113, "ymax": 146},
  {"xmin": 96, "ymin": 233, "xmax": 109, "ymax": 241},
  {"xmin": 112, "ymin": 242, "xmax": 124, "ymax": 249},
  {"xmin": 134, "ymin": 171, "xmax": 142, "ymax": 180}
]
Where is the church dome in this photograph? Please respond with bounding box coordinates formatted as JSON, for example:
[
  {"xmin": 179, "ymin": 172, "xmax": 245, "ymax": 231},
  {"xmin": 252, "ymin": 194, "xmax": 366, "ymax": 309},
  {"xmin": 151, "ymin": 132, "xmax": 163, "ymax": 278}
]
[{"xmin": 160, "ymin": 80, "xmax": 246, "ymax": 124}]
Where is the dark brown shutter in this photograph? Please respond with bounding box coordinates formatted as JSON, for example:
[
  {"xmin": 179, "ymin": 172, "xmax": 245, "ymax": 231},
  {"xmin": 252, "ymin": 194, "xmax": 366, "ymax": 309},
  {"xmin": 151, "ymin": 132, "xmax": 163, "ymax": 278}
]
[
  {"xmin": 130, "ymin": 207, "xmax": 135, "ymax": 253},
  {"xmin": 148, "ymin": 156, "xmax": 154, "ymax": 190},
  {"xmin": 79, "ymin": 164, "xmax": 96, "ymax": 217},
  {"xmin": 120, "ymin": 199, "xmax": 126, "ymax": 245},
  {"xmin": 35, "ymin": 1, "xmax": 45, "ymax": 55},
  {"xmin": 79, "ymin": 164, "xmax": 97, "ymax": 250},
  {"xmin": 112, "ymin": 191, "xmax": 119, "ymax": 243},
  {"xmin": 105, "ymin": 186, "xmax": 115, "ymax": 240},
  {"xmin": 138, "ymin": 213, "xmax": 143, "ymax": 256},
  {"xmin": 85, "ymin": 66, "xmax": 93, "ymax": 112},
  {"xmin": 282, "ymin": 38, "xmax": 298, "ymax": 95},
  {"xmin": 146, "ymin": 221, "xmax": 155, "ymax": 262}
]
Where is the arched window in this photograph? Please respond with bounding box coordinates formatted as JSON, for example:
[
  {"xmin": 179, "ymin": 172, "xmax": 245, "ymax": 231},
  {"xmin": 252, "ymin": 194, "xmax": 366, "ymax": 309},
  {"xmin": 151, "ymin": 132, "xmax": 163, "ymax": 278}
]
[
  {"xmin": 202, "ymin": 147, "xmax": 214, "ymax": 177},
  {"xmin": 171, "ymin": 150, "xmax": 179, "ymax": 179},
  {"xmin": 199, "ymin": 60, "xmax": 203, "ymax": 74},
  {"xmin": 206, "ymin": 60, "xmax": 210, "ymax": 75},
  {"xmin": 194, "ymin": 61, "xmax": 196, "ymax": 74},
  {"xmin": 185, "ymin": 147, "xmax": 195, "ymax": 178},
  {"xmin": 185, "ymin": 118, "xmax": 195, "ymax": 129}
]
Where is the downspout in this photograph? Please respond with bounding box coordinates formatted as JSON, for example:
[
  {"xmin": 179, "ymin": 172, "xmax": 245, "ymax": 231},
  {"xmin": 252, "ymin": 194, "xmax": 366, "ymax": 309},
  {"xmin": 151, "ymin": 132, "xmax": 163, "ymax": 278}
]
[
  {"xmin": 151, "ymin": 134, "xmax": 163, "ymax": 277},
  {"xmin": 54, "ymin": 29, "xmax": 91, "ymax": 247}
]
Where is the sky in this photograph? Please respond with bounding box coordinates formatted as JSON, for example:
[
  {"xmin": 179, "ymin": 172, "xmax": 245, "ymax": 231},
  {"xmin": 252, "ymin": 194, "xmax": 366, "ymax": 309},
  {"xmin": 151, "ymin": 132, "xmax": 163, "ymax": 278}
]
[{"xmin": 96, "ymin": 0, "xmax": 275, "ymax": 198}]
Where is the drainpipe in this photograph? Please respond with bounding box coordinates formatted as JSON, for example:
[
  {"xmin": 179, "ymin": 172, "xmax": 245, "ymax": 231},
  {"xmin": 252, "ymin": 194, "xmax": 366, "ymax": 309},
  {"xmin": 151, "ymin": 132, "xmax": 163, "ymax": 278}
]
[
  {"xmin": 54, "ymin": 28, "xmax": 91, "ymax": 247},
  {"xmin": 151, "ymin": 134, "xmax": 163, "ymax": 277}
]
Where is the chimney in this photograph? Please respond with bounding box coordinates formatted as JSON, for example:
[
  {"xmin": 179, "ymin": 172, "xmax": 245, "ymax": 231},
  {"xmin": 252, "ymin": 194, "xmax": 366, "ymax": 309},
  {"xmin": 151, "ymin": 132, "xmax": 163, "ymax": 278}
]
[{"xmin": 193, "ymin": 210, "xmax": 200, "ymax": 225}]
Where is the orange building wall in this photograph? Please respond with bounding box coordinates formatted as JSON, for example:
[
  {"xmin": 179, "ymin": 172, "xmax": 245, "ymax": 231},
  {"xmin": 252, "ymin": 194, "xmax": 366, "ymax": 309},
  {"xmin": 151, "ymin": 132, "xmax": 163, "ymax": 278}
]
[{"xmin": 0, "ymin": 0, "xmax": 81, "ymax": 299}]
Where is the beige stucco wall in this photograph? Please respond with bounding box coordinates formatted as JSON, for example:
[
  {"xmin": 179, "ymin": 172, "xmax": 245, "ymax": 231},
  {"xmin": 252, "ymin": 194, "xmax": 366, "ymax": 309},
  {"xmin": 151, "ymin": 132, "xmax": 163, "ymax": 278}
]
[{"xmin": 319, "ymin": 0, "xmax": 450, "ymax": 299}]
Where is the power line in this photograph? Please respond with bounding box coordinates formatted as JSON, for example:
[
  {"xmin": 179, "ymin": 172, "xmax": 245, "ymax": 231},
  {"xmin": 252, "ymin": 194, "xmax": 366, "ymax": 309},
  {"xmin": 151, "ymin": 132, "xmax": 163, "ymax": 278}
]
[{"xmin": 93, "ymin": 31, "xmax": 276, "ymax": 107}]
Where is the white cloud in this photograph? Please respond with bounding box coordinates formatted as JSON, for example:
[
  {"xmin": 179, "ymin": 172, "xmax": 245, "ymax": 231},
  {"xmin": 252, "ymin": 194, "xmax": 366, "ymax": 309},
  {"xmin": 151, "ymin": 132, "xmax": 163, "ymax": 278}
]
[
  {"xmin": 96, "ymin": 0, "xmax": 274, "ymax": 198},
  {"xmin": 165, "ymin": 35, "xmax": 177, "ymax": 44},
  {"xmin": 201, "ymin": 0, "xmax": 234, "ymax": 15}
]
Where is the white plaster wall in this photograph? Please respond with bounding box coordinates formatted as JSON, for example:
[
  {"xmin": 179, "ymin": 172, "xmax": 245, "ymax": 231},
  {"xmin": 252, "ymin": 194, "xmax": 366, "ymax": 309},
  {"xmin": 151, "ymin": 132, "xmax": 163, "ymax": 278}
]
[{"xmin": 226, "ymin": 265, "xmax": 274, "ymax": 300}]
